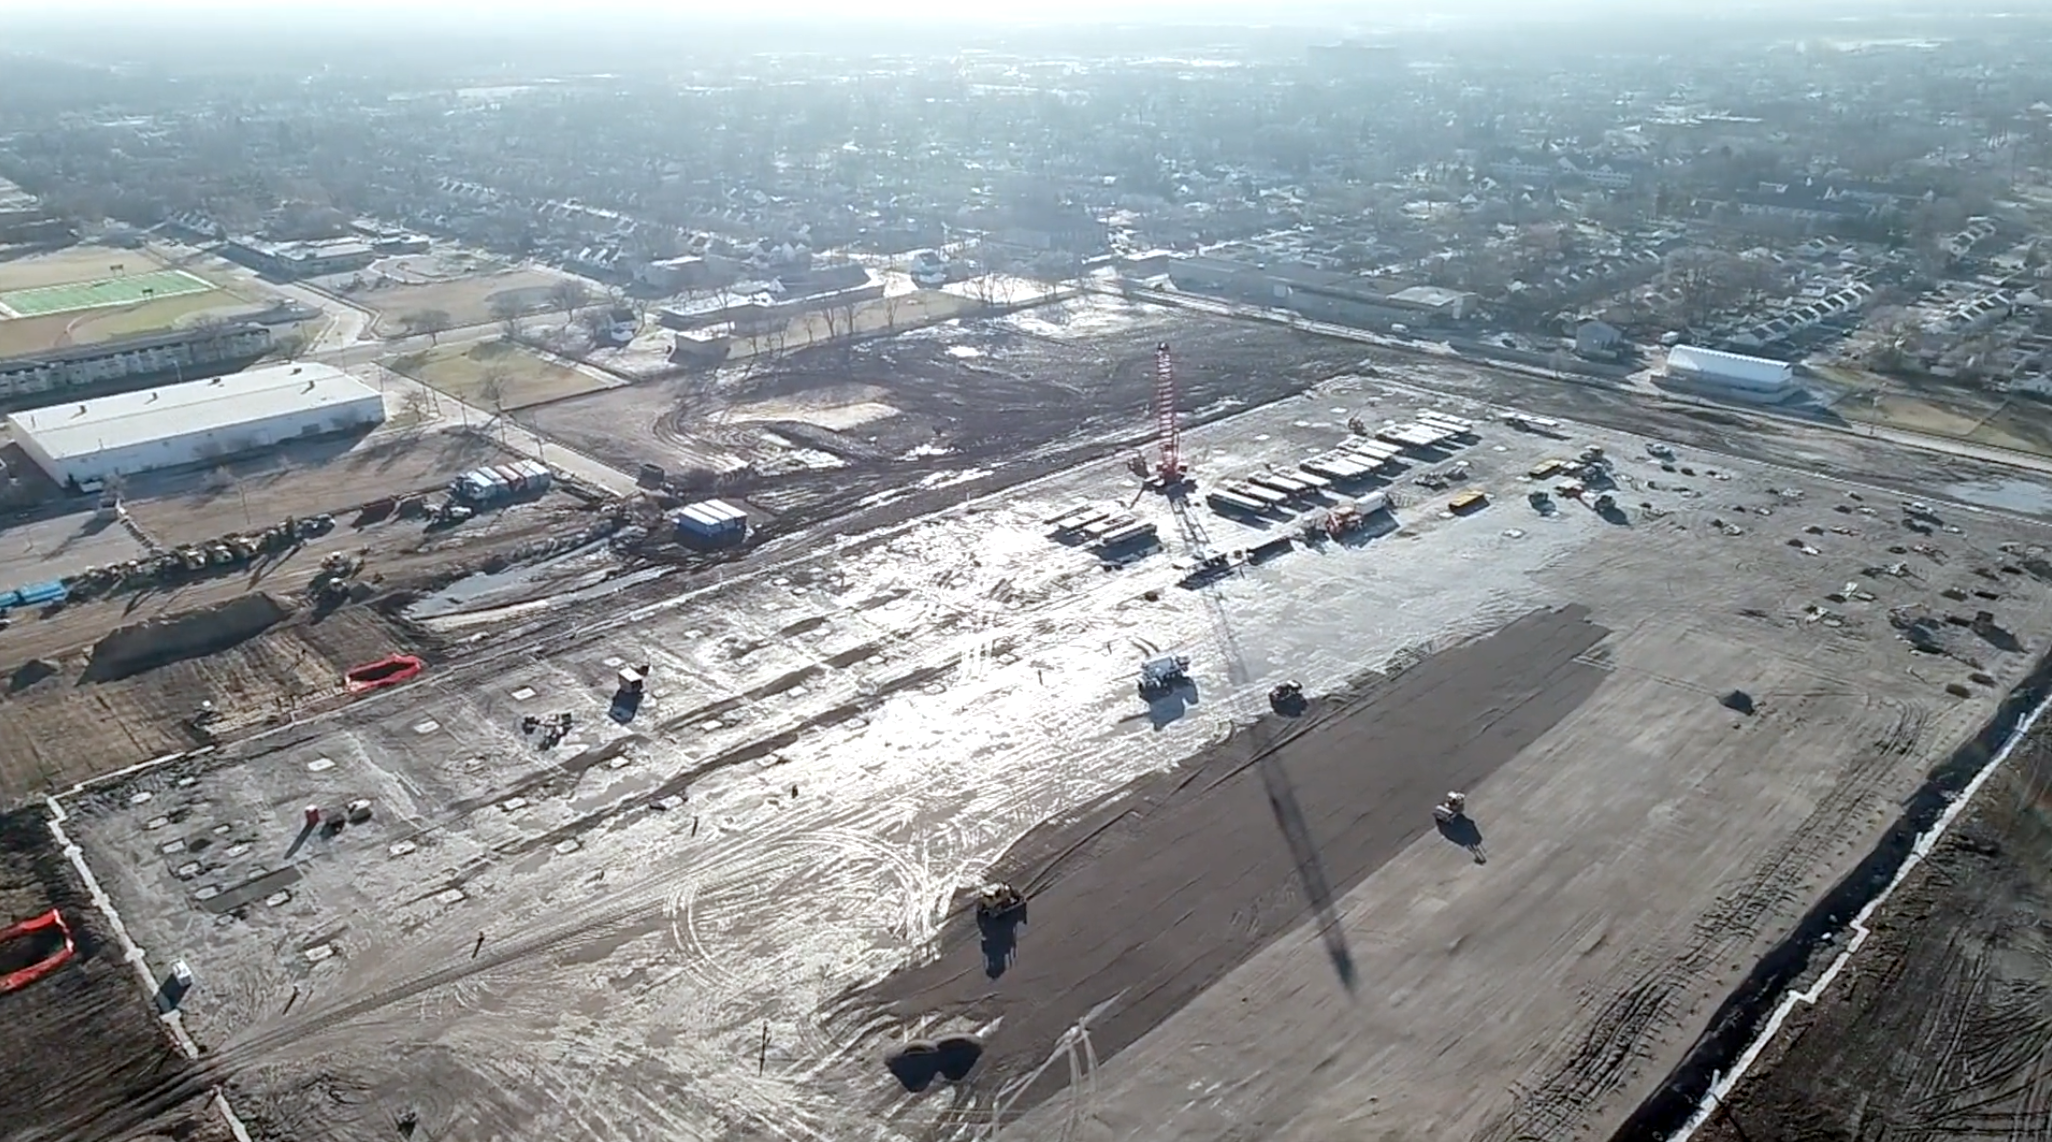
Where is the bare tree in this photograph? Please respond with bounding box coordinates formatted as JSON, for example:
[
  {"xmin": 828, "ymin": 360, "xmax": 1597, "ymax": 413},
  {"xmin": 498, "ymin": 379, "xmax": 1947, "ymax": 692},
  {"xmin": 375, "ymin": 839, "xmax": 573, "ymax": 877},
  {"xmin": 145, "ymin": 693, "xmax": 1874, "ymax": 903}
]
[
  {"xmin": 269, "ymin": 331, "xmax": 310, "ymax": 360},
  {"xmin": 478, "ymin": 368, "xmax": 513, "ymax": 439},
  {"xmin": 400, "ymin": 386, "xmax": 434, "ymax": 427},
  {"xmin": 404, "ymin": 308, "xmax": 454, "ymax": 344},
  {"xmin": 500, "ymin": 316, "xmax": 524, "ymax": 346},
  {"xmin": 880, "ymin": 290, "xmax": 903, "ymax": 331},
  {"xmin": 548, "ymin": 280, "xmax": 592, "ymax": 317},
  {"xmin": 488, "ymin": 293, "xmax": 527, "ymax": 323},
  {"xmin": 969, "ymin": 268, "xmax": 999, "ymax": 309}
]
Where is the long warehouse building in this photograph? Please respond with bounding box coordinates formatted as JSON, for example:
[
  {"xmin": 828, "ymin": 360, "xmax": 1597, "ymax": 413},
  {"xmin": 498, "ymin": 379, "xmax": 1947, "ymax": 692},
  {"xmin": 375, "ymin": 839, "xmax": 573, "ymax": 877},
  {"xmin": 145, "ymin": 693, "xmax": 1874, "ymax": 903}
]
[{"xmin": 6, "ymin": 362, "xmax": 387, "ymax": 486}]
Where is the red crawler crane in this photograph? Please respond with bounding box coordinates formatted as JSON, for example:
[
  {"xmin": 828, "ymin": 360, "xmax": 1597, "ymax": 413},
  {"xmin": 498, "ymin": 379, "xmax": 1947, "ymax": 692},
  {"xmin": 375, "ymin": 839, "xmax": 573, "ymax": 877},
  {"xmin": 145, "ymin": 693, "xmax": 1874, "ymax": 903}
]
[{"xmin": 1152, "ymin": 341, "xmax": 1186, "ymax": 484}]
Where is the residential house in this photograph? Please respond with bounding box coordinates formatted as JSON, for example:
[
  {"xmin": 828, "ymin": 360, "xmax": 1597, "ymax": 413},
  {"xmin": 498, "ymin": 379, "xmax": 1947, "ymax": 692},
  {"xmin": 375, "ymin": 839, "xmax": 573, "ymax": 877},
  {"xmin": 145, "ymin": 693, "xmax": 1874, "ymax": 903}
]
[
  {"xmin": 1575, "ymin": 320, "xmax": 1625, "ymax": 358},
  {"xmin": 0, "ymin": 323, "xmax": 273, "ymax": 401}
]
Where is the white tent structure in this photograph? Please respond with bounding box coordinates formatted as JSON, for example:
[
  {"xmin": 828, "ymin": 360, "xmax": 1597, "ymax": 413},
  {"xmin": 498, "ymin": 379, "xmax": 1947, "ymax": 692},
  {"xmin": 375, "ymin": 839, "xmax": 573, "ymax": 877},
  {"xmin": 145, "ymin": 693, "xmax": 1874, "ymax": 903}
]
[{"xmin": 1663, "ymin": 344, "xmax": 1798, "ymax": 403}]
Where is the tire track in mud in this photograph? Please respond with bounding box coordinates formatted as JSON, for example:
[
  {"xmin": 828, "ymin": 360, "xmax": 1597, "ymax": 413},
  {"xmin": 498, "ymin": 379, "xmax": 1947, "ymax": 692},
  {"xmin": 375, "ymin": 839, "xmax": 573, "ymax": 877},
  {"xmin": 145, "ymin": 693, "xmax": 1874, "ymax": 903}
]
[
  {"xmin": 1490, "ymin": 969, "xmax": 1682, "ymax": 1142},
  {"xmin": 1484, "ymin": 701, "xmax": 1932, "ymax": 1140},
  {"xmin": 50, "ymin": 481, "xmax": 1221, "ymax": 1139},
  {"xmin": 852, "ymin": 607, "xmax": 1614, "ymax": 1124},
  {"xmin": 1680, "ymin": 702, "xmax": 1927, "ymax": 975}
]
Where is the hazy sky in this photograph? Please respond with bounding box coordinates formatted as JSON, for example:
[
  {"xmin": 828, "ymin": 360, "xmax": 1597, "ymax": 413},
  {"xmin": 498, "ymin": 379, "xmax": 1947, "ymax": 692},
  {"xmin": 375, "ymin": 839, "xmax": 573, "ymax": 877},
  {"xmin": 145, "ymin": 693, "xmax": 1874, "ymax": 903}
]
[
  {"xmin": 0, "ymin": 0, "xmax": 1289, "ymax": 15},
  {"xmin": 0, "ymin": 0, "xmax": 1939, "ymax": 44},
  {"xmin": 0, "ymin": 0, "xmax": 1827, "ymax": 23}
]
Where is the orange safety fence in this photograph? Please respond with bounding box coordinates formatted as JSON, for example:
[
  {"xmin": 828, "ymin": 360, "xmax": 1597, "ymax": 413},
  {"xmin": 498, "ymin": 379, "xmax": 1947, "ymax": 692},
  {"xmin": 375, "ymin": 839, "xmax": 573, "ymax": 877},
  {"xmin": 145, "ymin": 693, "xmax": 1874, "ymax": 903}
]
[{"xmin": 0, "ymin": 909, "xmax": 76, "ymax": 993}]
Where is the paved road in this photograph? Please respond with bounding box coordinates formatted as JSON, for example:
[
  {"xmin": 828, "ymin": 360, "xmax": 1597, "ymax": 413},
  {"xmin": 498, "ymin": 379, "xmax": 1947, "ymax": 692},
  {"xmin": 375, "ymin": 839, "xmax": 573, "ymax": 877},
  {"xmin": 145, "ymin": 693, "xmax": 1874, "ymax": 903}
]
[
  {"xmin": 256, "ymin": 275, "xmax": 626, "ymax": 492},
  {"xmin": 350, "ymin": 363, "xmax": 639, "ymax": 497}
]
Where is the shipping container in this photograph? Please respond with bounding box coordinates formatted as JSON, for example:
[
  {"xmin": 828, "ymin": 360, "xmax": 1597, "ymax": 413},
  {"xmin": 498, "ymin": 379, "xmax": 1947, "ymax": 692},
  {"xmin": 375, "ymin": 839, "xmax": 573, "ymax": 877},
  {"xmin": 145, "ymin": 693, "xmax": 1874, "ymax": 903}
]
[
  {"xmin": 490, "ymin": 464, "xmax": 528, "ymax": 492},
  {"xmin": 1339, "ymin": 439, "xmax": 1400, "ymax": 463},
  {"xmin": 675, "ymin": 499, "xmax": 749, "ymax": 546},
  {"xmin": 1248, "ymin": 535, "xmax": 1295, "ymax": 563},
  {"xmin": 513, "ymin": 460, "xmax": 552, "ymax": 489},
  {"xmin": 1416, "ymin": 411, "xmax": 1475, "ymax": 433},
  {"xmin": 1380, "ymin": 424, "xmax": 1450, "ymax": 449},
  {"xmin": 1354, "ymin": 491, "xmax": 1391, "ymax": 516},
  {"xmin": 1449, "ymin": 490, "xmax": 1489, "ymax": 513},
  {"xmin": 1043, "ymin": 503, "xmax": 1097, "ymax": 527},
  {"xmin": 12, "ymin": 580, "xmax": 67, "ymax": 606},
  {"xmin": 1291, "ymin": 469, "xmax": 1335, "ymax": 492},
  {"xmin": 1080, "ymin": 514, "xmax": 1133, "ymax": 541},
  {"xmin": 1053, "ymin": 508, "xmax": 1114, "ymax": 534}
]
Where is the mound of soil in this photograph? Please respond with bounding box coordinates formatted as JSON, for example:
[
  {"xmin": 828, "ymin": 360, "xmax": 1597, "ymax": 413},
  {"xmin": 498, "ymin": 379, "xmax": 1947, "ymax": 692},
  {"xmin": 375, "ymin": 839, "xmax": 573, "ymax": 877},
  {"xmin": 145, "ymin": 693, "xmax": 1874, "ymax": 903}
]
[{"xmin": 84, "ymin": 593, "xmax": 294, "ymax": 683}]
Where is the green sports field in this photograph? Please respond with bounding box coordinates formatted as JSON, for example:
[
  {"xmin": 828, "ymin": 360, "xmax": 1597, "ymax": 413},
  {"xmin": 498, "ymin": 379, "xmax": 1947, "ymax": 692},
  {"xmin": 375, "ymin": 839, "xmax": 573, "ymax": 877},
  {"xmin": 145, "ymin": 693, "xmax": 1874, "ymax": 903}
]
[{"xmin": 0, "ymin": 269, "xmax": 216, "ymax": 318}]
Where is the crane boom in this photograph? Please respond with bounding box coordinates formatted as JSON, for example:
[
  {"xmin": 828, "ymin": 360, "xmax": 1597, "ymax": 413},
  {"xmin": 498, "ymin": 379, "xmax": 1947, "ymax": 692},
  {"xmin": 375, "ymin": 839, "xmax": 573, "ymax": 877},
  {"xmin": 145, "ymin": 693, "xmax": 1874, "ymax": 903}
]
[{"xmin": 1153, "ymin": 342, "xmax": 1183, "ymax": 481}]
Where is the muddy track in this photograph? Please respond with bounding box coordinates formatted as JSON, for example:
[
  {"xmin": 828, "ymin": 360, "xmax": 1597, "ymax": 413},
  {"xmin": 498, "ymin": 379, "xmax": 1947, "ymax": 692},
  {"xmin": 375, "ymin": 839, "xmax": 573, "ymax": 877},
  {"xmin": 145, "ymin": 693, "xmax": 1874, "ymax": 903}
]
[
  {"xmin": 1615, "ymin": 640, "xmax": 2052, "ymax": 1142},
  {"xmin": 846, "ymin": 607, "xmax": 1614, "ymax": 1125},
  {"xmin": 1479, "ymin": 700, "xmax": 1936, "ymax": 1140}
]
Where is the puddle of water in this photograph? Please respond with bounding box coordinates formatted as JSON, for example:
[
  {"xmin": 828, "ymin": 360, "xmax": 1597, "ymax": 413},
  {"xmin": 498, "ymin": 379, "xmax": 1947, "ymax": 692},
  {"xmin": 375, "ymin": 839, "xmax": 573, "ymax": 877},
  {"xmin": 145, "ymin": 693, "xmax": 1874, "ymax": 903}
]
[
  {"xmin": 1944, "ymin": 477, "xmax": 2052, "ymax": 516},
  {"xmin": 408, "ymin": 541, "xmax": 651, "ymax": 620}
]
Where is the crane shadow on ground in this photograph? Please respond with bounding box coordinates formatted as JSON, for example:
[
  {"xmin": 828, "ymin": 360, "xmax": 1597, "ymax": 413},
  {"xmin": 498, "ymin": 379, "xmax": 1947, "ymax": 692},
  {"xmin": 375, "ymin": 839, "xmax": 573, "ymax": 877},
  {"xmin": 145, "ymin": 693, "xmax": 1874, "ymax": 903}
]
[{"xmin": 1256, "ymin": 750, "xmax": 1357, "ymax": 993}]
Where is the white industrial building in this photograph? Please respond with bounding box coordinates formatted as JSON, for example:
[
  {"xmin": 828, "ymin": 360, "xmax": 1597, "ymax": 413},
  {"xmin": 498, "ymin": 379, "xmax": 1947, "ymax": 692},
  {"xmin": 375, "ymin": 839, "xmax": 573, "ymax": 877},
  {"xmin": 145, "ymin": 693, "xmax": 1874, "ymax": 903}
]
[
  {"xmin": 1663, "ymin": 344, "xmax": 1799, "ymax": 404},
  {"xmin": 6, "ymin": 362, "xmax": 386, "ymax": 486}
]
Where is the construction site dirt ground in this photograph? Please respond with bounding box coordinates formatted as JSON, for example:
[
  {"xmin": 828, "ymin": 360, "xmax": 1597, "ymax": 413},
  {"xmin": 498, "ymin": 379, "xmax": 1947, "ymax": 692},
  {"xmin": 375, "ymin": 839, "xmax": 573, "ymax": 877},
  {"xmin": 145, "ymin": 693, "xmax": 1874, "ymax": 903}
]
[
  {"xmin": 0, "ymin": 487, "xmax": 611, "ymax": 802},
  {"xmin": 0, "ymin": 805, "xmax": 232, "ymax": 1142},
  {"xmin": 1694, "ymin": 715, "xmax": 2052, "ymax": 1142},
  {"xmin": 524, "ymin": 296, "xmax": 1362, "ymax": 497},
  {"xmin": 37, "ymin": 375, "xmax": 2052, "ymax": 1142}
]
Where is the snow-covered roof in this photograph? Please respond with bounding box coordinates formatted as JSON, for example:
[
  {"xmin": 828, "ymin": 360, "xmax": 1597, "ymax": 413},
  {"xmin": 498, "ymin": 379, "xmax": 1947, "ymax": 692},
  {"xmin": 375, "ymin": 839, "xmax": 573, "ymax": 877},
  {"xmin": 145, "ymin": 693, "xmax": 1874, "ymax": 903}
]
[
  {"xmin": 7, "ymin": 363, "xmax": 380, "ymax": 461},
  {"xmin": 1665, "ymin": 344, "xmax": 1793, "ymax": 391}
]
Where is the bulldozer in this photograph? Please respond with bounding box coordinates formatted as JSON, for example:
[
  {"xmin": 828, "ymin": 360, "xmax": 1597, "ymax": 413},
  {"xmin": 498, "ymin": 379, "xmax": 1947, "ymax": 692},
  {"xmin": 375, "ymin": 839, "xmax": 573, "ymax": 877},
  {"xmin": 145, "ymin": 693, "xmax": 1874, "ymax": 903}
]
[
  {"xmin": 1269, "ymin": 679, "xmax": 1307, "ymax": 713},
  {"xmin": 975, "ymin": 883, "xmax": 1025, "ymax": 922}
]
